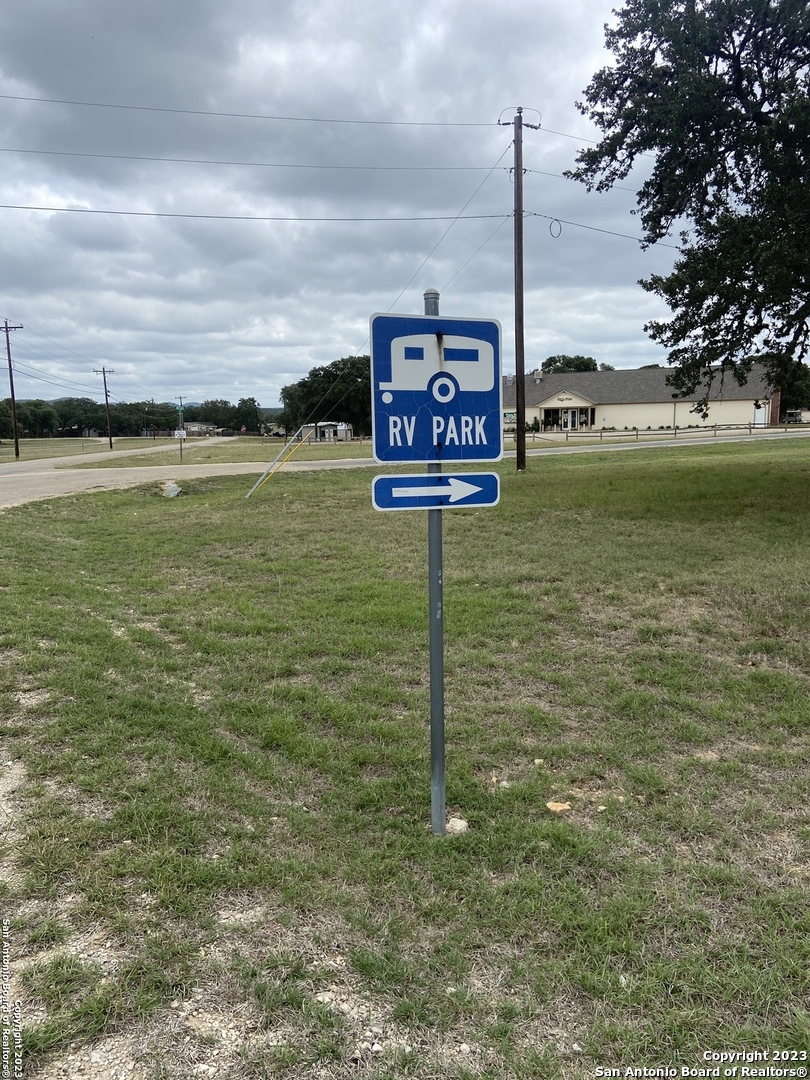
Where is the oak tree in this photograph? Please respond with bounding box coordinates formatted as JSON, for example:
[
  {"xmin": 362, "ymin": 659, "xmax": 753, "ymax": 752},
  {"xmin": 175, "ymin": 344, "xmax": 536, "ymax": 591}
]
[
  {"xmin": 280, "ymin": 355, "xmax": 371, "ymax": 436},
  {"xmin": 541, "ymin": 354, "xmax": 599, "ymax": 373},
  {"xmin": 569, "ymin": 0, "xmax": 810, "ymax": 405}
]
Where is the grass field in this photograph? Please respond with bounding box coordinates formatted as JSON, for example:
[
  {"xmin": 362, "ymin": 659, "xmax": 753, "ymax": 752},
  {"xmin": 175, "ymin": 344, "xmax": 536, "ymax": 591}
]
[
  {"xmin": 1, "ymin": 441, "xmax": 809, "ymax": 1079},
  {"xmin": 0, "ymin": 437, "xmax": 179, "ymax": 463},
  {"xmin": 67, "ymin": 436, "xmax": 376, "ymax": 469},
  {"xmin": 0, "ymin": 434, "xmax": 374, "ymax": 469}
]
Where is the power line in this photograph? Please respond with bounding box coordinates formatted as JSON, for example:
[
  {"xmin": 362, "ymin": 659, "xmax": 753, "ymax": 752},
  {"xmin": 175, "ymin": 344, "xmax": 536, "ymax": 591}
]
[
  {"xmin": 527, "ymin": 210, "xmax": 679, "ymax": 249},
  {"xmin": 6, "ymin": 362, "xmax": 103, "ymax": 398},
  {"xmin": 11, "ymin": 327, "xmax": 203, "ymax": 404},
  {"xmin": 0, "ymin": 203, "xmax": 509, "ymax": 223},
  {"xmin": 285, "ymin": 141, "xmax": 514, "ymax": 428},
  {"xmin": 540, "ymin": 126, "xmax": 599, "ymax": 145},
  {"xmin": 0, "ymin": 146, "xmax": 642, "ymax": 195},
  {"xmin": 0, "ymin": 93, "xmax": 494, "ymax": 128},
  {"xmin": 524, "ymin": 167, "xmax": 638, "ymax": 194},
  {"xmin": 385, "ymin": 140, "xmax": 513, "ymax": 313},
  {"xmin": 12, "ymin": 325, "xmax": 102, "ymax": 368},
  {"xmin": 0, "ymin": 145, "xmax": 505, "ymax": 173},
  {"xmin": 441, "ymin": 217, "xmax": 510, "ymax": 292}
]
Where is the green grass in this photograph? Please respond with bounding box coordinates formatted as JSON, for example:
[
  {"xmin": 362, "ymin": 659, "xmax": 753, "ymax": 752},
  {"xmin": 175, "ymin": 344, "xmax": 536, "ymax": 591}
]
[
  {"xmin": 68, "ymin": 435, "xmax": 375, "ymax": 468},
  {"xmin": 0, "ymin": 436, "xmax": 179, "ymax": 462},
  {"xmin": 1, "ymin": 440, "xmax": 809, "ymax": 1078},
  {"xmin": 0, "ymin": 434, "xmax": 373, "ymax": 468}
]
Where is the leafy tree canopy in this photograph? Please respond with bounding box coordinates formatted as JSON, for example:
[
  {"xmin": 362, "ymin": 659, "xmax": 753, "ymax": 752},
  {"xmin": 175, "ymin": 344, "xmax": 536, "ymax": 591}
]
[
  {"xmin": 0, "ymin": 400, "xmax": 12, "ymax": 440},
  {"xmin": 233, "ymin": 397, "xmax": 262, "ymax": 432},
  {"xmin": 568, "ymin": 0, "xmax": 810, "ymax": 404},
  {"xmin": 767, "ymin": 350, "xmax": 810, "ymax": 412},
  {"xmin": 16, "ymin": 399, "xmax": 59, "ymax": 437},
  {"xmin": 541, "ymin": 354, "xmax": 599, "ymax": 373},
  {"xmin": 52, "ymin": 397, "xmax": 106, "ymax": 432},
  {"xmin": 280, "ymin": 356, "xmax": 371, "ymax": 436},
  {"xmin": 196, "ymin": 399, "xmax": 238, "ymax": 428}
]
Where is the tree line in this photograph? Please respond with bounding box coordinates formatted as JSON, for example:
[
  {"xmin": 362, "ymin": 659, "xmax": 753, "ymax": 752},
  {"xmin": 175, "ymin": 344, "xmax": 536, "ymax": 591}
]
[{"xmin": 0, "ymin": 396, "xmax": 267, "ymax": 440}]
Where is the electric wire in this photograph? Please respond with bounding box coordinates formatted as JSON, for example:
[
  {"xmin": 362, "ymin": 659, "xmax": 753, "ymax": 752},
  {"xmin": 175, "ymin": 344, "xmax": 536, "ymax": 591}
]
[
  {"xmin": 0, "ymin": 105, "xmax": 674, "ymax": 416},
  {"xmin": 286, "ymin": 139, "xmax": 514, "ymax": 433},
  {"xmin": 440, "ymin": 217, "xmax": 510, "ymax": 292},
  {"xmin": 0, "ymin": 94, "xmax": 616, "ymax": 148},
  {"xmin": 0, "ymin": 145, "xmax": 504, "ymax": 173},
  {"xmin": 527, "ymin": 210, "xmax": 679, "ymax": 249},
  {"xmin": 524, "ymin": 167, "xmax": 638, "ymax": 193},
  {"xmin": 0, "ymin": 93, "xmax": 495, "ymax": 127},
  {"xmin": 14, "ymin": 325, "xmax": 105, "ymax": 368},
  {"xmin": 385, "ymin": 140, "xmax": 513, "ymax": 313},
  {"xmin": 7, "ymin": 358, "xmax": 105, "ymax": 398},
  {"xmin": 10, "ymin": 330, "xmax": 166, "ymax": 403},
  {"xmin": 0, "ymin": 203, "xmax": 509, "ymax": 223}
]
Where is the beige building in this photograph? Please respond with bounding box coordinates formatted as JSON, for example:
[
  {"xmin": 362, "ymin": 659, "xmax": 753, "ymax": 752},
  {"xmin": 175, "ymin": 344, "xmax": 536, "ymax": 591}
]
[
  {"xmin": 502, "ymin": 365, "xmax": 779, "ymax": 431},
  {"xmin": 301, "ymin": 421, "xmax": 353, "ymax": 442}
]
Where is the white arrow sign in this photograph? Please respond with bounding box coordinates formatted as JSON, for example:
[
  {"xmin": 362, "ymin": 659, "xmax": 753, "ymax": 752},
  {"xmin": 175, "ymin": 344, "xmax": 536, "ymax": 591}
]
[
  {"xmin": 391, "ymin": 477, "xmax": 482, "ymax": 503},
  {"xmin": 372, "ymin": 472, "xmax": 499, "ymax": 511}
]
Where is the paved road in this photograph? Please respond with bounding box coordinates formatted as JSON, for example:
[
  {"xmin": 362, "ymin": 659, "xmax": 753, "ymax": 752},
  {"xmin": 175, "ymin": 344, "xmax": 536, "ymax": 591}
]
[
  {"xmin": 1, "ymin": 430, "xmax": 808, "ymax": 511},
  {"xmin": 0, "ymin": 443, "xmax": 377, "ymax": 511}
]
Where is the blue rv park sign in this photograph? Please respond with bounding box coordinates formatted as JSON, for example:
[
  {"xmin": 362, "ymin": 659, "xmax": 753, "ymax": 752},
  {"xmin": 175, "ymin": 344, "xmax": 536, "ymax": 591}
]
[{"xmin": 370, "ymin": 313, "xmax": 503, "ymax": 465}]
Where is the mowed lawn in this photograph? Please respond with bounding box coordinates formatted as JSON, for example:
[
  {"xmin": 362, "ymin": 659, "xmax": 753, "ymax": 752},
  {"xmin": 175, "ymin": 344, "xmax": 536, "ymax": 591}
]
[{"xmin": 1, "ymin": 441, "xmax": 808, "ymax": 1079}]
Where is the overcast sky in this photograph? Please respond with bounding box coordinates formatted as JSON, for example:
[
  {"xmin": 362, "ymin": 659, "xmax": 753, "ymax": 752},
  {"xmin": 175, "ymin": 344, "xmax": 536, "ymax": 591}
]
[{"xmin": 0, "ymin": 0, "xmax": 677, "ymax": 409}]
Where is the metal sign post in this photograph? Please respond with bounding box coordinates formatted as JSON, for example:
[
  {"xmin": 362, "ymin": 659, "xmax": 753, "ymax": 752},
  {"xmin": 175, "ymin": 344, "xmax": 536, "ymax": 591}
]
[
  {"xmin": 370, "ymin": 292, "xmax": 502, "ymax": 836},
  {"xmin": 424, "ymin": 287, "xmax": 445, "ymax": 835},
  {"xmin": 427, "ymin": 456, "xmax": 445, "ymax": 835}
]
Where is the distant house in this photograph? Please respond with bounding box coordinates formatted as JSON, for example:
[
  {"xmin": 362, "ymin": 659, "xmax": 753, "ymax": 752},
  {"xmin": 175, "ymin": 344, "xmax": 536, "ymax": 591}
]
[
  {"xmin": 184, "ymin": 422, "xmax": 217, "ymax": 437},
  {"xmin": 301, "ymin": 421, "xmax": 353, "ymax": 442},
  {"xmin": 502, "ymin": 365, "xmax": 779, "ymax": 431}
]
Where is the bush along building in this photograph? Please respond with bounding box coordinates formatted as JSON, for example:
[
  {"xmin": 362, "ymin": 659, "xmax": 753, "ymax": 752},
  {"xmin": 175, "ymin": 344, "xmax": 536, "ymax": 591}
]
[{"xmin": 502, "ymin": 365, "xmax": 779, "ymax": 432}]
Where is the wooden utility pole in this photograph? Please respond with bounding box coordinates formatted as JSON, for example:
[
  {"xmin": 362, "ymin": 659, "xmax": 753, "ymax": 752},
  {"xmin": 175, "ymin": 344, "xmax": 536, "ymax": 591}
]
[
  {"xmin": 513, "ymin": 108, "xmax": 526, "ymax": 472},
  {"xmin": 94, "ymin": 367, "xmax": 115, "ymax": 450},
  {"xmin": 4, "ymin": 320, "xmax": 23, "ymax": 460}
]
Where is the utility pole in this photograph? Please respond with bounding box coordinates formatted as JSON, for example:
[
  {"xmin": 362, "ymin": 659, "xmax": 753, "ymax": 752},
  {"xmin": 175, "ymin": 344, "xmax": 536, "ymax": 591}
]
[
  {"xmin": 513, "ymin": 107, "xmax": 526, "ymax": 472},
  {"xmin": 4, "ymin": 319, "xmax": 23, "ymax": 460},
  {"xmin": 94, "ymin": 367, "xmax": 115, "ymax": 450},
  {"xmin": 500, "ymin": 106, "xmax": 539, "ymax": 470}
]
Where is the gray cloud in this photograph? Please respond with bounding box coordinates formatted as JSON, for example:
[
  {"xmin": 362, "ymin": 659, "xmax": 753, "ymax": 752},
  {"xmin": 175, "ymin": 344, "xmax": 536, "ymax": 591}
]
[{"xmin": 0, "ymin": 0, "xmax": 675, "ymax": 410}]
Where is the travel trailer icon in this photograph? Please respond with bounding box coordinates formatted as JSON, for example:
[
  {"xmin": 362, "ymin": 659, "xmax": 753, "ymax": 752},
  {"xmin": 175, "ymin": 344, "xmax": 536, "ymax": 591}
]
[{"xmin": 378, "ymin": 333, "xmax": 495, "ymax": 404}]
